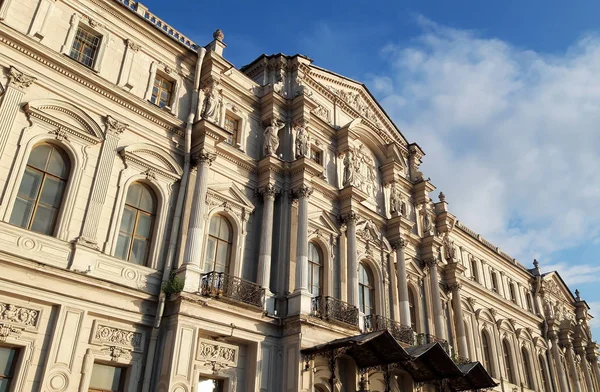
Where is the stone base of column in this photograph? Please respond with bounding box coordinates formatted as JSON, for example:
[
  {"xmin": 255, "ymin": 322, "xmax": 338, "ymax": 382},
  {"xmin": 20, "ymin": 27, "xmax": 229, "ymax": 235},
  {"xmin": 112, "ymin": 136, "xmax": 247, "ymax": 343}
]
[
  {"xmin": 288, "ymin": 289, "xmax": 313, "ymax": 316},
  {"xmin": 264, "ymin": 289, "xmax": 276, "ymax": 315},
  {"xmin": 176, "ymin": 264, "xmax": 203, "ymax": 293}
]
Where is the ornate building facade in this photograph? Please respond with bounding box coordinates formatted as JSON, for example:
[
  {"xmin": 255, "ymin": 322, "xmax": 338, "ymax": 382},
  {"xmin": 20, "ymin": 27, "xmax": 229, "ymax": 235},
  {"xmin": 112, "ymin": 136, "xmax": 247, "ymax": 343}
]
[{"xmin": 0, "ymin": 0, "xmax": 598, "ymax": 391}]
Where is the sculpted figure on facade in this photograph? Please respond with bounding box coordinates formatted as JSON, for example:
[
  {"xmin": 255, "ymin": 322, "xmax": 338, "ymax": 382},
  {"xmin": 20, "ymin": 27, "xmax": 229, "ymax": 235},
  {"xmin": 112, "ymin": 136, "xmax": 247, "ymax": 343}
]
[
  {"xmin": 294, "ymin": 120, "xmax": 311, "ymax": 159},
  {"xmin": 421, "ymin": 205, "xmax": 434, "ymax": 236},
  {"xmin": 263, "ymin": 118, "xmax": 285, "ymax": 156},
  {"xmin": 201, "ymin": 80, "xmax": 222, "ymax": 123},
  {"xmin": 341, "ymin": 145, "xmax": 378, "ymax": 198},
  {"xmin": 389, "ymin": 182, "xmax": 406, "ymax": 217},
  {"xmin": 443, "ymin": 234, "xmax": 456, "ymax": 262}
]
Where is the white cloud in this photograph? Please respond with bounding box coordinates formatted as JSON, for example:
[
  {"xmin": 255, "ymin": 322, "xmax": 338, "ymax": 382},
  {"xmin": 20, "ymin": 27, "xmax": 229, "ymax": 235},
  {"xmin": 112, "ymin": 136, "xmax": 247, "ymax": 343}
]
[
  {"xmin": 544, "ymin": 263, "xmax": 600, "ymax": 285},
  {"xmin": 372, "ymin": 18, "xmax": 600, "ymax": 264}
]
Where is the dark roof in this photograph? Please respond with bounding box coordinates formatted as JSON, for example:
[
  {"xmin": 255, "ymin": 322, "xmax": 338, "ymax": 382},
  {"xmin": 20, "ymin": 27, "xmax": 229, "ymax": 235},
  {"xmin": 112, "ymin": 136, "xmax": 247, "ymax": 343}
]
[{"xmin": 301, "ymin": 330, "xmax": 497, "ymax": 391}]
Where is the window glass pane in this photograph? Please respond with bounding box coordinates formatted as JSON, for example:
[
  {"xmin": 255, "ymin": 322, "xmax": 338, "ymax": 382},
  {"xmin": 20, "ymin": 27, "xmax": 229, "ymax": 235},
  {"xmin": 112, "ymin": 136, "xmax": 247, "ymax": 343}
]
[
  {"xmin": 138, "ymin": 186, "xmax": 155, "ymax": 212},
  {"xmin": 364, "ymin": 290, "xmax": 371, "ymax": 314},
  {"xmin": 209, "ymin": 216, "xmax": 220, "ymax": 236},
  {"xmin": 215, "ymin": 241, "xmax": 229, "ymax": 270},
  {"xmin": 115, "ymin": 233, "xmax": 131, "ymax": 261},
  {"xmin": 10, "ymin": 197, "xmax": 34, "ymax": 228},
  {"xmin": 219, "ymin": 219, "xmax": 231, "ymax": 241},
  {"xmin": 17, "ymin": 168, "xmax": 43, "ymax": 200},
  {"xmin": 27, "ymin": 144, "xmax": 51, "ymax": 170},
  {"xmin": 126, "ymin": 183, "xmax": 142, "ymax": 207},
  {"xmin": 39, "ymin": 177, "xmax": 66, "ymax": 208},
  {"xmin": 135, "ymin": 213, "xmax": 153, "ymax": 238},
  {"xmin": 198, "ymin": 377, "xmax": 224, "ymax": 392},
  {"xmin": 313, "ymin": 265, "xmax": 320, "ymax": 289},
  {"xmin": 131, "ymin": 239, "xmax": 148, "ymax": 265},
  {"xmin": 119, "ymin": 207, "xmax": 136, "ymax": 234},
  {"xmin": 89, "ymin": 363, "xmax": 123, "ymax": 390},
  {"xmin": 30, "ymin": 204, "xmax": 58, "ymax": 235},
  {"xmin": 46, "ymin": 148, "xmax": 69, "ymax": 178},
  {"xmin": 204, "ymin": 238, "xmax": 217, "ymax": 268},
  {"xmin": 0, "ymin": 347, "xmax": 17, "ymax": 376}
]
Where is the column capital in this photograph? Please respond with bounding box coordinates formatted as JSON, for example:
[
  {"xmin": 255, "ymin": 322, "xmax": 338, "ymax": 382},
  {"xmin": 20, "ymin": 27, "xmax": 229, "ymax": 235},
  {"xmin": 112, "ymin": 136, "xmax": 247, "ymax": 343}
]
[
  {"xmin": 448, "ymin": 282, "xmax": 462, "ymax": 292},
  {"xmin": 126, "ymin": 38, "xmax": 141, "ymax": 52},
  {"xmin": 423, "ymin": 257, "xmax": 438, "ymax": 268},
  {"xmin": 193, "ymin": 150, "xmax": 217, "ymax": 166},
  {"xmin": 257, "ymin": 184, "xmax": 279, "ymax": 200},
  {"xmin": 563, "ymin": 341, "xmax": 573, "ymax": 350},
  {"xmin": 391, "ymin": 238, "xmax": 407, "ymax": 250},
  {"xmin": 293, "ymin": 185, "xmax": 313, "ymax": 199},
  {"xmin": 8, "ymin": 66, "xmax": 36, "ymax": 91},
  {"xmin": 342, "ymin": 210, "xmax": 360, "ymax": 225},
  {"xmin": 105, "ymin": 115, "xmax": 128, "ymax": 136}
]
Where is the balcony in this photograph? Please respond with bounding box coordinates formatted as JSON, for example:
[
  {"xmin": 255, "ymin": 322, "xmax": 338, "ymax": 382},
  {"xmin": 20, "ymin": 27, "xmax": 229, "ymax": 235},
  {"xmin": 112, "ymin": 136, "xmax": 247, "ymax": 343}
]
[
  {"xmin": 311, "ymin": 296, "xmax": 359, "ymax": 328},
  {"xmin": 416, "ymin": 333, "xmax": 451, "ymax": 354},
  {"xmin": 363, "ymin": 315, "xmax": 415, "ymax": 345},
  {"xmin": 199, "ymin": 271, "xmax": 265, "ymax": 309}
]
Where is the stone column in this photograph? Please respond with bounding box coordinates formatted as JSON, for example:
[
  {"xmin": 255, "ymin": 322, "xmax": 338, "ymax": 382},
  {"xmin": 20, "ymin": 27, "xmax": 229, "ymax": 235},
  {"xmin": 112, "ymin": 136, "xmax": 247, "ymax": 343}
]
[
  {"xmin": 450, "ymin": 283, "xmax": 468, "ymax": 358},
  {"xmin": 294, "ymin": 186, "xmax": 312, "ymax": 292},
  {"xmin": 180, "ymin": 151, "xmax": 215, "ymax": 291},
  {"xmin": 589, "ymin": 355, "xmax": 600, "ymax": 392},
  {"xmin": 394, "ymin": 239, "xmax": 410, "ymax": 327},
  {"xmin": 577, "ymin": 349, "xmax": 594, "ymax": 392},
  {"xmin": 425, "ymin": 258, "xmax": 446, "ymax": 340},
  {"xmin": 0, "ymin": 67, "xmax": 36, "ymax": 160},
  {"xmin": 565, "ymin": 342, "xmax": 582, "ymax": 392},
  {"xmin": 551, "ymin": 335, "xmax": 569, "ymax": 392},
  {"xmin": 257, "ymin": 185, "xmax": 277, "ymax": 290},
  {"xmin": 345, "ymin": 211, "xmax": 359, "ymax": 308},
  {"xmin": 389, "ymin": 251, "xmax": 400, "ymax": 322},
  {"xmin": 78, "ymin": 116, "xmax": 127, "ymax": 248}
]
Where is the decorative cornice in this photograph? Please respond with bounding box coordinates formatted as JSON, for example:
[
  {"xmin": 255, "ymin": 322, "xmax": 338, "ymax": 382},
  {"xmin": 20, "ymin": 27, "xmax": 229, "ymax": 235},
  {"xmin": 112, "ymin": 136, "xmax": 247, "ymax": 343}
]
[{"xmin": 8, "ymin": 66, "xmax": 36, "ymax": 91}]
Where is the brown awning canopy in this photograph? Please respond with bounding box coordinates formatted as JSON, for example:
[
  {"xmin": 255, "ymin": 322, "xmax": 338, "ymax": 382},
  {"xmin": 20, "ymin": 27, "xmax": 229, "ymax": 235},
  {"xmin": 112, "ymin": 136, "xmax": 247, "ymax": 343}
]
[{"xmin": 300, "ymin": 330, "xmax": 497, "ymax": 391}]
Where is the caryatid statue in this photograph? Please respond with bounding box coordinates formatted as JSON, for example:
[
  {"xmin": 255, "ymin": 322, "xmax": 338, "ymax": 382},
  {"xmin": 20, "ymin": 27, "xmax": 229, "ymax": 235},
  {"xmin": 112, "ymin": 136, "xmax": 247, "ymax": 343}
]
[
  {"xmin": 294, "ymin": 120, "xmax": 311, "ymax": 158},
  {"xmin": 263, "ymin": 118, "xmax": 286, "ymax": 157}
]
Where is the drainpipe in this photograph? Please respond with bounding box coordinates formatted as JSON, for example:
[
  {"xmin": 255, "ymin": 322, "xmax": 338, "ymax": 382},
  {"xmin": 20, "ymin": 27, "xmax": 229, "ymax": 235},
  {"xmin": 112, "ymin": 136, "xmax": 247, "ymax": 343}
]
[{"xmin": 141, "ymin": 46, "xmax": 207, "ymax": 392}]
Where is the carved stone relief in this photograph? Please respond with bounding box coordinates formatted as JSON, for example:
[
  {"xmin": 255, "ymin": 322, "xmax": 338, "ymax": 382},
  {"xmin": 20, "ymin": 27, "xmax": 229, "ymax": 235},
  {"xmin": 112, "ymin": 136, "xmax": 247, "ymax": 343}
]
[
  {"xmin": 263, "ymin": 118, "xmax": 286, "ymax": 157},
  {"xmin": 0, "ymin": 302, "xmax": 40, "ymax": 327},
  {"xmin": 92, "ymin": 324, "xmax": 143, "ymax": 350},
  {"xmin": 341, "ymin": 144, "xmax": 378, "ymax": 198},
  {"xmin": 196, "ymin": 337, "xmax": 239, "ymax": 373},
  {"xmin": 294, "ymin": 119, "xmax": 311, "ymax": 159},
  {"xmin": 201, "ymin": 80, "xmax": 223, "ymax": 123}
]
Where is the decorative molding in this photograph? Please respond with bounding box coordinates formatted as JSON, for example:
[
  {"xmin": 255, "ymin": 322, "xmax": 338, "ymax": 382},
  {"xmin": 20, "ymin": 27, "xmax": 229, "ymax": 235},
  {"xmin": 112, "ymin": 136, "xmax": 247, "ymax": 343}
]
[
  {"xmin": 92, "ymin": 324, "xmax": 143, "ymax": 351},
  {"xmin": 0, "ymin": 323, "xmax": 22, "ymax": 341},
  {"xmin": 293, "ymin": 185, "xmax": 313, "ymax": 199},
  {"xmin": 391, "ymin": 238, "xmax": 407, "ymax": 250},
  {"xmin": 0, "ymin": 302, "xmax": 40, "ymax": 327},
  {"xmin": 258, "ymin": 184, "xmax": 279, "ymax": 199},
  {"xmin": 193, "ymin": 150, "xmax": 217, "ymax": 167},
  {"xmin": 8, "ymin": 66, "xmax": 36, "ymax": 91},
  {"xmin": 105, "ymin": 115, "xmax": 128, "ymax": 135},
  {"xmin": 196, "ymin": 338, "xmax": 239, "ymax": 370},
  {"xmin": 101, "ymin": 345, "xmax": 132, "ymax": 361}
]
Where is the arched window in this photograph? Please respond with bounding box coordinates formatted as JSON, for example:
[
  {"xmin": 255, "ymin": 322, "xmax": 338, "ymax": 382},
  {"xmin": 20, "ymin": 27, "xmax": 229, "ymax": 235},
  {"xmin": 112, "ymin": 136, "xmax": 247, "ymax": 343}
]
[
  {"xmin": 203, "ymin": 214, "xmax": 233, "ymax": 273},
  {"xmin": 522, "ymin": 347, "xmax": 534, "ymax": 389},
  {"xmin": 539, "ymin": 354, "xmax": 550, "ymax": 391},
  {"xmin": 308, "ymin": 242, "xmax": 323, "ymax": 296},
  {"xmin": 10, "ymin": 143, "xmax": 70, "ymax": 235},
  {"xmin": 503, "ymin": 339, "xmax": 515, "ymax": 384},
  {"xmin": 482, "ymin": 331, "xmax": 493, "ymax": 376},
  {"xmin": 358, "ymin": 263, "xmax": 375, "ymax": 315},
  {"xmin": 115, "ymin": 182, "xmax": 157, "ymax": 265},
  {"xmin": 408, "ymin": 288, "xmax": 417, "ymax": 331}
]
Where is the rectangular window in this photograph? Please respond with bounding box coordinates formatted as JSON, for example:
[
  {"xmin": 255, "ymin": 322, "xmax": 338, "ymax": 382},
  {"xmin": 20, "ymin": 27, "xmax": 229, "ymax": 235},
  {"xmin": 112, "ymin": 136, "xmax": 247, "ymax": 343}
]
[
  {"xmin": 526, "ymin": 293, "xmax": 534, "ymax": 312},
  {"xmin": 198, "ymin": 376, "xmax": 224, "ymax": 392},
  {"xmin": 0, "ymin": 346, "xmax": 19, "ymax": 392},
  {"xmin": 224, "ymin": 115, "xmax": 239, "ymax": 146},
  {"xmin": 69, "ymin": 27, "xmax": 101, "ymax": 68},
  {"xmin": 151, "ymin": 75, "xmax": 173, "ymax": 109},
  {"xmin": 470, "ymin": 258, "xmax": 478, "ymax": 282},
  {"xmin": 491, "ymin": 272, "xmax": 498, "ymax": 293},
  {"xmin": 310, "ymin": 148, "xmax": 322, "ymax": 165},
  {"xmin": 509, "ymin": 283, "xmax": 517, "ymax": 303},
  {"xmin": 88, "ymin": 363, "xmax": 125, "ymax": 392}
]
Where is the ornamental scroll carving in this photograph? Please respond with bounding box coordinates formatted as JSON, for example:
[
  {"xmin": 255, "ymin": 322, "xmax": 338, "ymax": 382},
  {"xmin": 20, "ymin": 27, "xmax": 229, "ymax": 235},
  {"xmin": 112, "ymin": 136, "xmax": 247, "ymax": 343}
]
[
  {"xmin": 0, "ymin": 302, "xmax": 39, "ymax": 327},
  {"xmin": 196, "ymin": 338, "xmax": 239, "ymax": 369},
  {"xmin": 0, "ymin": 323, "xmax": 22, "ymax": 342},
  {"xmin": 8, "ymin": 66, "xmax": 36, "ymax": 91},
  {"xmin": 328, "ymin": 87, "xmax": 382, "ymax": 128},
  {"xmin": 93, "ymin": 324, "xmax": 142, "ymax": 350}
]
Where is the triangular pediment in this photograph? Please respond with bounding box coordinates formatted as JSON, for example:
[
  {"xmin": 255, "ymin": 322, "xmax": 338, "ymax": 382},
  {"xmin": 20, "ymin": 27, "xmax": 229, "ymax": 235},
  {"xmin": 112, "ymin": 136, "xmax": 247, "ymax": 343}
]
[
  {"xmin": 542, "ymin": 272, "xmax": 575, "ymax": 304},
  {"xmin": 120, "ymin": 143, "xmax": 183, "ymax": 180},
  {"xmin": 207, "ymin": 183, "xmax": 256, "ymax": 213},
  {"xmin": 308, "ymin": 211, "xmax": 340, "ymax": 235}
]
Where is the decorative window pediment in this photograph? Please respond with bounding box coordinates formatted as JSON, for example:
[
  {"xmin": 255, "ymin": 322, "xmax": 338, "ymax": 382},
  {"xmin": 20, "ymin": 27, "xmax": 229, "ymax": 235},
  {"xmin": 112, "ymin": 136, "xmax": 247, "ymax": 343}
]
[
  {"xmin": 206, "ymin": 183, "xmax": 255, "ymax": 220},
  {"xmin": 308, "ymin": 211, "xmax": 339, "ymax": 236},
  {"xmin": 119, "ymin": 143, "xmax": 183, "ymax": 181},
  {"xmin": 24, "ymin": 99, "xmax": 103, "ymax": 143}
]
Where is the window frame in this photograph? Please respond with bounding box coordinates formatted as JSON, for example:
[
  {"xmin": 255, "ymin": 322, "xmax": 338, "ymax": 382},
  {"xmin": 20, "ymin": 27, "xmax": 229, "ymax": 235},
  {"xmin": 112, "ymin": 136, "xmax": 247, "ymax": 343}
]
[
  {"xmin": 144, "ymin": 62, "xmax": 181, "ymax": 116},
  {"xmin": 222, "ymin": 110, "xmax": 245, "ymax": 150},
  {"xmin": 307, "ymin": 242, "xmax": 323, "ymax": 296},
  {"xmin": 491, "ymin": 271, "xmax": 499, "ymax": 293},
  {"xmin": 521, "ymin": 346, "xmax": 535, "ymax": 389},
  {"xmin": 88, "ymin": 362, "xmax": 127, "ymax": 392},
  {"xmin": 150, "ymin": 73, "xmax": 175, "ymax": 110},
  {"xmin": 502, "ymin": 339, "xmax": 516, "ymax": 384},
  {"xmin": 9, "ymin": 143, "xmax": 70, "ymax": 236},
  {"xmin": 470, "ymin": 257, "xmax": 479, "ymax": 282},
  {"xmin": 203, "ymin": 214, "xmax": 233, "ymax": 274},
  {"xmin": 408, "ymin": 287, "xmax": 417, "ymax": 332},
  {"xmin": 481, "ymin": 330, "xmax": 493, "ymax": 376},
  {"xmin": 115, "ymin": 182, "xmax": 157, "ymax": 266},
  {"xmin": 61, "ymin": 14, "xmax": 110, "ymax": 73},
  {"xmin": 358, "ymin": 263, "xmax": 375, "ymax": 316},
  {"xmin": 0, "ymin": 345, "xmax": 20, "ymax": 391}
]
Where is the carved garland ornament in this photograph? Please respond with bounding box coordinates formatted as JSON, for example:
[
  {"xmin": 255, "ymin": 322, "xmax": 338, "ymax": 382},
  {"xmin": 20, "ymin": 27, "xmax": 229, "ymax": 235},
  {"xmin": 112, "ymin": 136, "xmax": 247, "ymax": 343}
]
[
  {"xmin": 94, "ymin": 325, "xmax": 142, "ymax": 349},
  {"xmin": 196, "ymin": 337, "xmax": 239, "ymax": 371},
  {"xmin": 0, "ymin": 302, "xmax": 39, "ymax": 327},
  {"xmin": 8, "ymin": 66, "xmax": 36, "ymax": 91}
]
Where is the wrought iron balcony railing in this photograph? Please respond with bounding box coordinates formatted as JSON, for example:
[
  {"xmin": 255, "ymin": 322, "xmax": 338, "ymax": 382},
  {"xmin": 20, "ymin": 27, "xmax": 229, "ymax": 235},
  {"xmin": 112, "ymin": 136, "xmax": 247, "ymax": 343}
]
[
  {"xmin": 200, "ymin": 271, "xmax": 265, "ymax": 309},
  {"xmin": 311, "ymin": 296, "xmax": 359, "ymax": 327},
  {"xmin": 363, "ymin": 314, "xmax": 415, "ymax": 345},
  {"xmin": 416, "ymin": 333, "xmax": 451, "ymax": 354}
]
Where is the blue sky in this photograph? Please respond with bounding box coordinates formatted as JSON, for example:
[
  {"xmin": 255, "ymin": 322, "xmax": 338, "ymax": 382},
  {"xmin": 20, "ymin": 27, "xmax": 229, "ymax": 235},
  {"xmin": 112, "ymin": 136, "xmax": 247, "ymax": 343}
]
[{"xmin": 139, "ymin": 0, "xmax": 600, "ymax": 336}]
